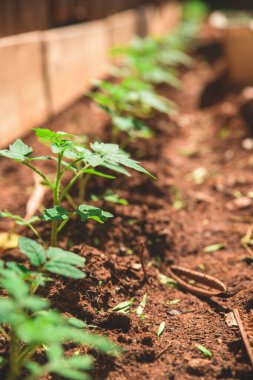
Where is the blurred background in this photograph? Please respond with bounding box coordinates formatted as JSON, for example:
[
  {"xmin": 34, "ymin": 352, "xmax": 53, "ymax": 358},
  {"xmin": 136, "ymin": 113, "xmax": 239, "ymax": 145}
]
[
  {"xmin": 1, "ymin": 0, "xmax": 253, "ymax": 38},
  {"xmin": 1, "ymin": 0, "xmax": 253, "ymax": 147}
]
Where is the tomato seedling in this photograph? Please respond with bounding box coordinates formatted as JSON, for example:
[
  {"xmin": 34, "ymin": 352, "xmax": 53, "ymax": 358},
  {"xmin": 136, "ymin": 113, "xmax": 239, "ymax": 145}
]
[
  {"xmin": 0, "ymin": 129, "xmax": 152, "ymax": 246},
  {"xmin": 0, "ymin": 245, "xmax": 119, "ymax": 380}
]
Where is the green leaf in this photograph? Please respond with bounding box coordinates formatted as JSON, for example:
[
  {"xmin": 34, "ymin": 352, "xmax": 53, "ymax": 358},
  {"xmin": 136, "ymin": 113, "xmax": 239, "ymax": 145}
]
[
  {"xmin": 90, "ymin": 142, "xmax": 154, "ymax": 177},
  {"xmin": 79, "ymin": 332, "xmax": 121, "ymax": 355},
  {"xmin": 203, "ymin": 243, "xmax": 225, "ymax": 253},
  {"xmin": 54, "ymin": 367, "xmax": 91, "ymax": 380},
  {"xmin": 34, "ymin": 128, "xmax": 73, "ymax": 141},
  {"xmin": 112, "ymin": 298, "xmax": 135, "ymax": 311},
  {"xmin": 76, "ymin": 205, "xmax": 113, "ymax": 224},
  {"xmin": 83, "ymin": 168, "xmax": 115, "ymax": 179},
  {"xmin": 45, "ymin": 247, "xmax": 86, "ymax": 279},
  {"xmin": 1, "ymin": 270, "xmax": 29, "ymax": 299},
  {"xmin": 22, "ymin": 296, "xmax": 49, "ymax": 311},
  {"xmin": 29, "ymin": 156, "xmax": 51, "ymax": 161},
  {"xmin": 68, "ymin": 317, "xmax": 87, "ymax": 328},
  {"xmin": 104, "ymin": 192, "xmax": 128, "ymax": 206},
  {"xmin": 0, "ymin": 139, "xmax": 33, "ymax": 161},
  {"xmin": 157, "ymin": 321, "xmax": 165, "ymax": 337},
  {"xmin": 41, "ymin": 206, "xmax": 70, "ymax": 221},
  {"xmin": 101, "ymin": 162, "xmax": 130, "ymax": 177},
  {"xmin": 0, "ymin": 299, "xmax": 16, "ymax": 323},
  {"xmin": 195, "ymin": 344, "xmax": 212, "ymax": 358},
  {"xmin": 19, "ymin": 237, "xmax": 46, "ymax": 266},
  {"xmin": 47, "ymin": 247, "xmax": 85, "ymax": 267}
]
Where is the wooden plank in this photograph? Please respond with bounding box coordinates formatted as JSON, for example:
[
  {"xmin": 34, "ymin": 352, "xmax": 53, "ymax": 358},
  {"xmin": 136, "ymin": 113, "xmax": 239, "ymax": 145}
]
[
  {"xmin": 106, "ymin": 9, "xmax": 138, "ymax": 47},
  {"xmin": 44, "ymin": 19, "xmax": 109, "ymax": 114},
  {"xmin": 160, "ymin": 0, "xmax": 181, "ymax": 33},
  {"xmin": 0, "ymin": 32, "xmax": 48, "ymax": 147}
]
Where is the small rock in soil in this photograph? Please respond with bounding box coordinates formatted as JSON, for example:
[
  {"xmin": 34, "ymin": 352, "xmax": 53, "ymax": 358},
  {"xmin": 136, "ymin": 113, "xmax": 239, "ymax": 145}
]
[
  {"xmin": 225, "ymin": 312, "xmax": 238, "ymax": 327},
  {"xmin": 168, "ymin": 309, "xmax": 181, "ymax": 316},
  {"xmin": 227, "ymin": 197, "xmax": 251, "ymax": 210}
]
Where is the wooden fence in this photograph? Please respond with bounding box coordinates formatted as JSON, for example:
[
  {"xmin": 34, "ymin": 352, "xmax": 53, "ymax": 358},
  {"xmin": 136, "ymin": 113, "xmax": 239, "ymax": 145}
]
[{"xmin": 0, "ymin": 0, "xmax": 167, "ymax": 37}]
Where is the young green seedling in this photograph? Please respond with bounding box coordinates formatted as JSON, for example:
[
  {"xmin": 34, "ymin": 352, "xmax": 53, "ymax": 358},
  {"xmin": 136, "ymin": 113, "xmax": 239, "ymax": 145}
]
[
  {"xmin": 89, "ymin": 78, "xmax": 176, "ymax": 145},
  {"xmin": 112, "ymin": 35, "xmax": 192, "ymax": 75},
  {"xmin": 0, "ymin": 262, "xmax": 119, "ymax": 380},
  {"xmin": 0, "ymin": 129, "xmax": 152, "ymax": 246}
]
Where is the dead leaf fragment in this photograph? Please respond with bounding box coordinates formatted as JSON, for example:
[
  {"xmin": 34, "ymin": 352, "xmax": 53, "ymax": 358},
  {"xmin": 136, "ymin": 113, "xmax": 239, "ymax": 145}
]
[
  {"xmin": 0, "ymin": 232, "xmax": 19, "ymax": 251},
  {"xmin": 225, "ymin": 312, "xmax": 238, "ymax": 327}
]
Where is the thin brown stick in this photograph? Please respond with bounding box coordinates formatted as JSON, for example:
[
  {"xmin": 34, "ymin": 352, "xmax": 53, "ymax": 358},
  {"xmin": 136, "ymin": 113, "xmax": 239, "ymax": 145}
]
[
  {"xmin": 233, "ymin": 308, "xmax": 253, "ymax": 368},
  {"xmin": 139, "ymin": 240, "xmax": 148, "ymax": 283},
  {"xmin": 157, "ymin": 342, "xmax": 172, "ymax": 358},
  {"xmin": 168, "ymin": 265, "xmax": 226, "ymax": 297}
]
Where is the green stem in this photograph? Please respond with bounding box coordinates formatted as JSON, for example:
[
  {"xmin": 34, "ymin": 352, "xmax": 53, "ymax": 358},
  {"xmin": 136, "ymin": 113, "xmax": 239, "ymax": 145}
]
[
  {"xmin": 79, "ymin": 173, "xmax": 91, "ymax": 203},
  {"xmin": 23, "ymin": 163, "xmax": 54, "ymax": 191},
  {"xmin": 111, "ymin": 125, "xmax": 118, "ymax": 144},
  {"xmin": 65, "ymin": 194, "xmax": 78, "ymax": 209},
  {"xmin": 56, "ymin": 215, "xmax": 72, "ymax": 234},
  {"xmin": 60, "ymin": 165, "xmax": 89, "ymax": 202},
  {"xmin": 50, "ymin": 153, "xmax": 63, "ymax": 247},
  {"xmin": 5, "ymin": 333, "xmax": 22, "ymax": 380},
  {"xmin": 26, "ymin": 223, "xmax": 44, "ymax": 244},
  {"xmin": 17, "ymin": 344, "xmax": 38, "ymax": 366},
  {"xmin": 60, "ymin": 157, "xmax": 83, "ymax": 176}
]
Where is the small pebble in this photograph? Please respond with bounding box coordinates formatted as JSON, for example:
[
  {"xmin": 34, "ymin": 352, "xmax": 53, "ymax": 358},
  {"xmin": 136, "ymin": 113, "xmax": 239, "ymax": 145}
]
[{"xmin": 242, "ymin": 138, "xmax": 253, "ymax": 151}]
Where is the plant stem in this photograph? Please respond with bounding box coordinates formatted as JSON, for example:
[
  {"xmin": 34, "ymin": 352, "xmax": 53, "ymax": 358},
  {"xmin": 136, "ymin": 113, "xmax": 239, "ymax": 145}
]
[
  {"xmin": 26, "ymin": 223, "xmax": 44, "ymax": 244},
  {"xmin": 65, "ymin": 194, "xmax": 78, "ymax": 209},
  {"xmin": 50, "ymin": 153, "xmax": 63, "ymax": 247},
  {"xmin": 60, "ymin": 165, "xmax": 89, "ymax": 202},
  {"xmin": 23, "ymin": 163, "xmax": 54, "ymax": 191},
  {"xmin": 79, "ymin": 173, "xmax": 91, "ymax": 203},
  {"xmin": 56, "ymin": 215, "xmax": 72, "ymax": 234},
  {"xmin": 17, "ymin": 344, "xmax": 38, "ymax": 366},
  {"xmin": 5, "ymin": 333, "xmax": 22, "ymax": 380},
  {"xmin": 60, "ymin": 157, "xmax": 83, "ymax": 176}
]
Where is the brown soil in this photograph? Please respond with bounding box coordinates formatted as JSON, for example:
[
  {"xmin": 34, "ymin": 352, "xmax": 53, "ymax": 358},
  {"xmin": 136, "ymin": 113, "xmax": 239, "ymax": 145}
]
[{"xmin": 0, "ymin": 42, "xmax": 253, "ymax": 380}]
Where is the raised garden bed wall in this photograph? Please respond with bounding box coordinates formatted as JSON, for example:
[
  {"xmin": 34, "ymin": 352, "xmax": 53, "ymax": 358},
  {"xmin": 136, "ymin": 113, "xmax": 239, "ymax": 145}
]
[
  {"xmin": 0, "ymin": 32, "xmax": 49, "ymax": 146},
  {"xmin": 0, "ymin": 1, "xmax": 181, "ymax": 148},
  {"xmin": 0, "ymin": 0, "xmax": 170, "ymax": 38}
]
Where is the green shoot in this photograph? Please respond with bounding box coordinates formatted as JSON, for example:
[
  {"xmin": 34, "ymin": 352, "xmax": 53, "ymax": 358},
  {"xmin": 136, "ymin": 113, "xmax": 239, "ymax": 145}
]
[
  {"xmin": 136, "ymin": 294, "xmax": 147, "ymax": 317},
  {"xmin": 203, "ymin": 243, "xmax": 225, "ymax": 253},
  {"xmin": 112, "ymin": 298, "xmax": 135, "ymax": 314},
  {"xmin": 195, "ymin": 344, "xmax": 212, "ymax": 358},
  {"xmin": 0, "ymin": 262, "xmax": 119, "ymax": 380},
  {"xmin": 157, "ymin": 321, "xmax": 166, "ymax": 338},
  {"xmin": 88, "ymin": 78, "xmax": 175, "ymax": 144},
  {"xmin": 0, "ymin": 130, "xmax": 152, "ymax": 246}
]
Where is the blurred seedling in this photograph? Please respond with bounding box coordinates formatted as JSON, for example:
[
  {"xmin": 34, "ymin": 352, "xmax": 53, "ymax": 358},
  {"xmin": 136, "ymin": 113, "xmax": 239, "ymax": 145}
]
[
  {"xmin": 158, "ymin": 273, "xmax": 177, "ymax": 288},
  {"xmin": 112, "ymin": 298, "xmax": 135, "ymax": 314},
  {"xmin": 0, "ymin": 255, "xmax": 119, "ymax": 380},
  {"xmin": 88, "ymin": 78, "xmax": 176, "ymax": 146},
  {"xmin": 91, "ymin": 190, "xmax": 128, "ymax": 206}
]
